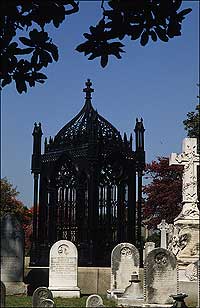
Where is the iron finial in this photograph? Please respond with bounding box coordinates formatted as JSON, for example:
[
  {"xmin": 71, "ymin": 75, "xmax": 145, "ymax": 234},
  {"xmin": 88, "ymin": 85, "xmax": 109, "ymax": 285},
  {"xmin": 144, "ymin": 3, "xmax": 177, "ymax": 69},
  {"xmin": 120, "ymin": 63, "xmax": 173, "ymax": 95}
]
[{"xmin": 83, "ymin": 79, "xmax": 94, "ymax": 100}]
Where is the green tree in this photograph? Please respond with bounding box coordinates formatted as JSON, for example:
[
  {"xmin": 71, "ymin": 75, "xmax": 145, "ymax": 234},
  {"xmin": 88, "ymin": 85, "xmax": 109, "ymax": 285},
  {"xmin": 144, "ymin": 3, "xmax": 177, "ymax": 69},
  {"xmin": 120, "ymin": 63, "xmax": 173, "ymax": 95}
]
[
  {"xmin": 0, "ymin": 0, "xmax": 192, "ymax": 93},
  {"xmin": 0, "ymin": 177, "xmax": 33, "ymax": 255}
]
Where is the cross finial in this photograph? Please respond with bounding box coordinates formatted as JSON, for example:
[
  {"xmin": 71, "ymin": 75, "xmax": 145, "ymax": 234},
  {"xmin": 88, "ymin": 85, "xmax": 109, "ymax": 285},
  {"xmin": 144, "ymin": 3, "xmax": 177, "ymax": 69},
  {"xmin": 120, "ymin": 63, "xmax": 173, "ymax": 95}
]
[{"xmin": 83, "ymin": 79, "xmax": 94, "ymax": 100}]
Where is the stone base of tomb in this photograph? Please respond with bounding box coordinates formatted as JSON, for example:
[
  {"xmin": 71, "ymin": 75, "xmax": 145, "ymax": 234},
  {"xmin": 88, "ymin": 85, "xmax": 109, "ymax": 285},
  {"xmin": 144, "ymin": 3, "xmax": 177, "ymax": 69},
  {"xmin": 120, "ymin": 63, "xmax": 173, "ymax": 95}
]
[
  {"xmin": 117, "ymin": 297, "xmax": 144, "ymax": 307},
  {"xmin": 3, "ymin": 281, "xmax": 27, "ymax": 295},
  {"xmin": 49, "ymin": 286, "xmax": 80, "ymax": 298},
  {"xmin": 107, "ymin": 288, "xmax": 124, "ymax": 299}
]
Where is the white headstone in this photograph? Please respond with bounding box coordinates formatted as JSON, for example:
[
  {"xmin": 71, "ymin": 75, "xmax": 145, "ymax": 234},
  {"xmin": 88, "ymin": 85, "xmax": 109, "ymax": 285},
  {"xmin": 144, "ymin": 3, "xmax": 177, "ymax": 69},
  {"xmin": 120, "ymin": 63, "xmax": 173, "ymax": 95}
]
[
  {"xmin": 49, "ymin": 240, "xmax": 80, "ymax": 298},
  {"xmin": 157, "ymin": 219, "xmax": 169, "ymax": 249},
  {"xmin": 0, "ymin": 213, "xmax": 26, "ymax": 295},
  {"xmin": 86, "ymin": 294, "xmax": 104, "ymax": 307},
  {"xmin": 107, "ymin": 243, "xmax": 139, "ymax": 298},
  {"xmin": 144, "ymin": 248, "xmax": 178, "ymax": 305}
]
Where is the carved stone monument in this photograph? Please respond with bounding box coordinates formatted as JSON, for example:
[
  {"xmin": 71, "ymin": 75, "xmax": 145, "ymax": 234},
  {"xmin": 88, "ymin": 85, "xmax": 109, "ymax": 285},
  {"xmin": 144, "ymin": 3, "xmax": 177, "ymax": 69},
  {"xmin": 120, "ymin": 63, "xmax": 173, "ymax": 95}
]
[
  {"xmin": 86, "ymin": 294, "xmax": 104, "ymax": 307},
  {"xmin": 169, "ymin": 138, "xmax": 199, "ymax": 280},
  {"xmin": 157, "ymin": 219, "xmax": 169, "ymax": 249},
  {"xmin": 144, "ymin": 248, "xmax": 178, "ymax": 305},
  {"xmin": 32, "ymin": 287, "xmax": 53, "ymax": 307},
  {"xmin": 117, "ymin": 272, "xmax": 144, "ymax": 306},
  {"xmin": 0, "ymin": 213, "xmax": 26, "ymax": 295},
  {"xmin": 107, "ymin": 243, "xmax": 139, "ymax": 299},
  {"xmin": 49, "ymin": 240, "xmax": 80, "ymax": 298}
]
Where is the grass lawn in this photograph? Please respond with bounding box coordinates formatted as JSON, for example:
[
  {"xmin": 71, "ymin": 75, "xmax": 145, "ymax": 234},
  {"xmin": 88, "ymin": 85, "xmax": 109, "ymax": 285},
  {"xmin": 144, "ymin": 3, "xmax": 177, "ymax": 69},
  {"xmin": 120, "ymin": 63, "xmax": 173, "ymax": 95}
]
[{"xmin": 5, "ymin": 295, "xmax": 116, "ymax": 307}]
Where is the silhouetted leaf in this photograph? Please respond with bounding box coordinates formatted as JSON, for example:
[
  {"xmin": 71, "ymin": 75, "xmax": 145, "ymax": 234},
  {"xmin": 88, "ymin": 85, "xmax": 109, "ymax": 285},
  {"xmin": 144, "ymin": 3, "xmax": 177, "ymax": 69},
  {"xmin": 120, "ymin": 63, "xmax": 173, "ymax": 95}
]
[
  {"xmin": 44, "ymin": 43, "xmax": 58, "ymax": 61},
  {"xmin": 34, "ymin": 73, "xmax": 47, "ymax": 80},
  {"xmin": 83, "ymin": 33, "xmax": 91, "ymax": 40},
  {"xmin": 15, "ymin": 78, "xmax": 27, "ymax": 94},
  {"xmin": 130, "ymin": 25, "xmax": 144, "ymax": 40},
  {"xmin": 150, "ymin": 30, "xmax": 157, "ymax": 42},
  {"xmin": 88, "ymin": 54, "xmax": 97, "ymax": 60},
  {"xmin": 101, "ymin": 55, "xmax": 108, "ymax": 68},
  {"xmin": 2, "ymin": 75, "xmax": 12, "ymax": 87},
  {"xmin": 76, "ymin": 43, "xmax": 87, "ymax": 52},
  {"xmin": 19, "ymin": 37, "xmax": 34, "ymax": 47},
  {"xmin": 155, "ymin": 27, "xmax": 169, "ymax": 42},
  {"xmin": 31, "ymin": 51, "xmax": 38, "ymax": 65},
  {"xmin": 178, "ymin": 8, "xmax": 192, "ymax": 17},
  {"xmin": 140, "ymin": 31, "xmax": 149, "ymax": 46},
  {"xmin": 15, "ymin": 47, "xmax": 34, "ymax": 55}
]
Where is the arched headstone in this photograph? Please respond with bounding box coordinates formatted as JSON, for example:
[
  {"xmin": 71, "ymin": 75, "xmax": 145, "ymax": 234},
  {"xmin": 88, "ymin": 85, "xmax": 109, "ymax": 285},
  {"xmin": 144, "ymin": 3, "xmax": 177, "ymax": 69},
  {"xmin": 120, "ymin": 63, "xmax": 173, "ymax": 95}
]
[
  {"xmin": 49, "ymin": 240, "xmax": 80, "ymax": 298},
  {"xmin": 86, "ymin": 294, "xmax": 104, "ymax": 307},
  {"xmin": 32, "ymin": 287, "xmax": 53, "ymax": 307},
  {"xmin": 107, "ymin": 243, "xmax": 139, "ymax": 298},
  {"xmin": 0, "ymin": 213, "xmax": 26, "ymax": 294},
  {"xmin": 144, "ymin": 248, "xmax": 178, "ymax": 305}
]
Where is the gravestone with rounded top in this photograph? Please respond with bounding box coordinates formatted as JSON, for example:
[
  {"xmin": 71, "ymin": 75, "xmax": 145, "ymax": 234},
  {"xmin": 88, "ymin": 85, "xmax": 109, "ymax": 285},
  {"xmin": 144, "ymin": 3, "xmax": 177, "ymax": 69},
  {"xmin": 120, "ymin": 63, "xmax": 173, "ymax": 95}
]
[
  {"xmin": 49, "ymin": 240, "xmax": 80, "ymax": 298},
  {"xmin": 144, "ymin": 247, "xmax": 178, "ymax": 305},
  {"xmin": 86, "ymin": 294, "xmax": 104, "ymax": 307},
  {"xmin": 0, "ymin": 213, "xmax": 26, "ymax": 295},
  {"xmin": 32, "ymin": 287, "xmax": 53, "ymax": 307},
  {"xmin": 107, "ymin": 242, "xmax": 139, "ymax": 299},
  {"xmin": 39, "ymin": 298, "xmax": 55, "ymax": 307}
]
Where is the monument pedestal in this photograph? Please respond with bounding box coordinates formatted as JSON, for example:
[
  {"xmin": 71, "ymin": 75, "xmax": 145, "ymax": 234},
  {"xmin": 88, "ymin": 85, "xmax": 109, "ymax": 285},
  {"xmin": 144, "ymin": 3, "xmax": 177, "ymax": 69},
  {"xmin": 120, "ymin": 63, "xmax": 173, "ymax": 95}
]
[
  {"xmin": 3, "ymin": 281, "xmax": 27, "ymax": 295},
  {"xmin": 49, "ymin": 286, "xmax": 80, "ymax": 298}
]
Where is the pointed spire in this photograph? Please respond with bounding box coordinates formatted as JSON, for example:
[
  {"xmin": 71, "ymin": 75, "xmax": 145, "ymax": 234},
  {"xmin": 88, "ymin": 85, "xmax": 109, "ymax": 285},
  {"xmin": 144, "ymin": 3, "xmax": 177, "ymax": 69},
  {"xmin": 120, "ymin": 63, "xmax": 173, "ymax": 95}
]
[
  {"xmin": 130, "ymin": 133, "xmax": 133, "ymax": 150},
  {"xmin": 83, "ymin": 79, "xmax": 94, "ymax": 100},
  {"xmin": 124, "ymin": 132, "xmax": 127, "ymax": 143}
]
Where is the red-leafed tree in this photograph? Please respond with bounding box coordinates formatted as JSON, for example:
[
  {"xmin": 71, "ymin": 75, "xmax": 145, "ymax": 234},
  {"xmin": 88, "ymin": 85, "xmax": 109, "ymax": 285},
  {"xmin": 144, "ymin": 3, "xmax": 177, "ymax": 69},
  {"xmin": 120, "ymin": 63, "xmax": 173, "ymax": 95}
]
[
  {"xmin": 0, "ymin": 177, "xmax": 33, "ymax": 255},
  {"xmin": 143, "ymin": 157, "xmax": 183, "ymax": 229}
]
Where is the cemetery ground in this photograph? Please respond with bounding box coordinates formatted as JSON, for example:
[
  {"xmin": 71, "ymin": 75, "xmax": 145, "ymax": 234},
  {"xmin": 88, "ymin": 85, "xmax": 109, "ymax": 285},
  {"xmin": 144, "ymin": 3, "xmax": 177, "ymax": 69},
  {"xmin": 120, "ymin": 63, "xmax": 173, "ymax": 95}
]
[{"xmin": 5, "ymin": 295, "xmax": 116, "ymax": 307}]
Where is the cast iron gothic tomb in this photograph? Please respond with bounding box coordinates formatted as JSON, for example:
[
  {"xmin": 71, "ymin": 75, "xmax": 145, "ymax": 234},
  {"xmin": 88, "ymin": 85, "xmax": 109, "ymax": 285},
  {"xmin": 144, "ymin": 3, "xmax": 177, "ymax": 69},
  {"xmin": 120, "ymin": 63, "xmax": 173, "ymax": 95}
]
[{"xmin": 30, "ymin": 79, "xmax": 145, "ymax": 267}]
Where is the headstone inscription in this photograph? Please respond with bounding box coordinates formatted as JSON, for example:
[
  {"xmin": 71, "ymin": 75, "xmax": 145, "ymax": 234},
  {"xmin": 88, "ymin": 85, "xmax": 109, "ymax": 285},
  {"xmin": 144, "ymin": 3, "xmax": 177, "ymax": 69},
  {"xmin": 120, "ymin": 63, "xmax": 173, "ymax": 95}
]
[
  {"xmin": 107, "ymin": 243, "xmax": 139, "ymax": 299},
  {"xmin": 49, "ymin": 240, "xmax": 80, "ymax": 298},
  {"xmin": 144, "ymin": 248, "xmax": 178, "ymax": 305},
  {"xmin": 0, "ymin": 281, "xmax": 6, "ymax": 308},
  {"xmin": 32, "ymin": 287, "xmax": 53, "ymax": 308},
  {"xmin": 157, "ymin": 219, "xmax": 169, "ymax": 249},
  {"xmin": 0, "ymin": 213, "xmax": 26, "ymax": 295},
  {"xmin": 86, "ymin": 294, "xmax": 104, "ymax": 307}
]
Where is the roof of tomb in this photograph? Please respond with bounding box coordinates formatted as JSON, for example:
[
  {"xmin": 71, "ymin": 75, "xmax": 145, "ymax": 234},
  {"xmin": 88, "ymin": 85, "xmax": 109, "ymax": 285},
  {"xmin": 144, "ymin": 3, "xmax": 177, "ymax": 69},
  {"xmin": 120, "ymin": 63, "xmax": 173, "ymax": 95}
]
[{"xmin": 53, "ymin": 79, "xmax": 122, "ymax": 146}]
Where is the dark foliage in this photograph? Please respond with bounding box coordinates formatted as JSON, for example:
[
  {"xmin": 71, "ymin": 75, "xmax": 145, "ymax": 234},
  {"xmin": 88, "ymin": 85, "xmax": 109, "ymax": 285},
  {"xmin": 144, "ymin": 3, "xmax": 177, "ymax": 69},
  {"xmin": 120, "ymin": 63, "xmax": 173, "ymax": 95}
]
[
  {"xmin": 0, "ymin": 0, "xmax": 79, "ymax": 93},
  {"xmin": 0, "ymin": 1, "xmax": 192, "ymax": 93},
  {"xmin": 76, "ymin": 0, "xmax": 192, "ymax": 66}
]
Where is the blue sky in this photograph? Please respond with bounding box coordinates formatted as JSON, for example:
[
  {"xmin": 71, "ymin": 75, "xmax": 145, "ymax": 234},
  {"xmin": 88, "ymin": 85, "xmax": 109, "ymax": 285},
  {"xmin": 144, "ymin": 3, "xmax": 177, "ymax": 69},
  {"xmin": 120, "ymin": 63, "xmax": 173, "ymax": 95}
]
[{"xmin": 1, "ymin": 1, "xmax": 199, "ymax": 207}]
